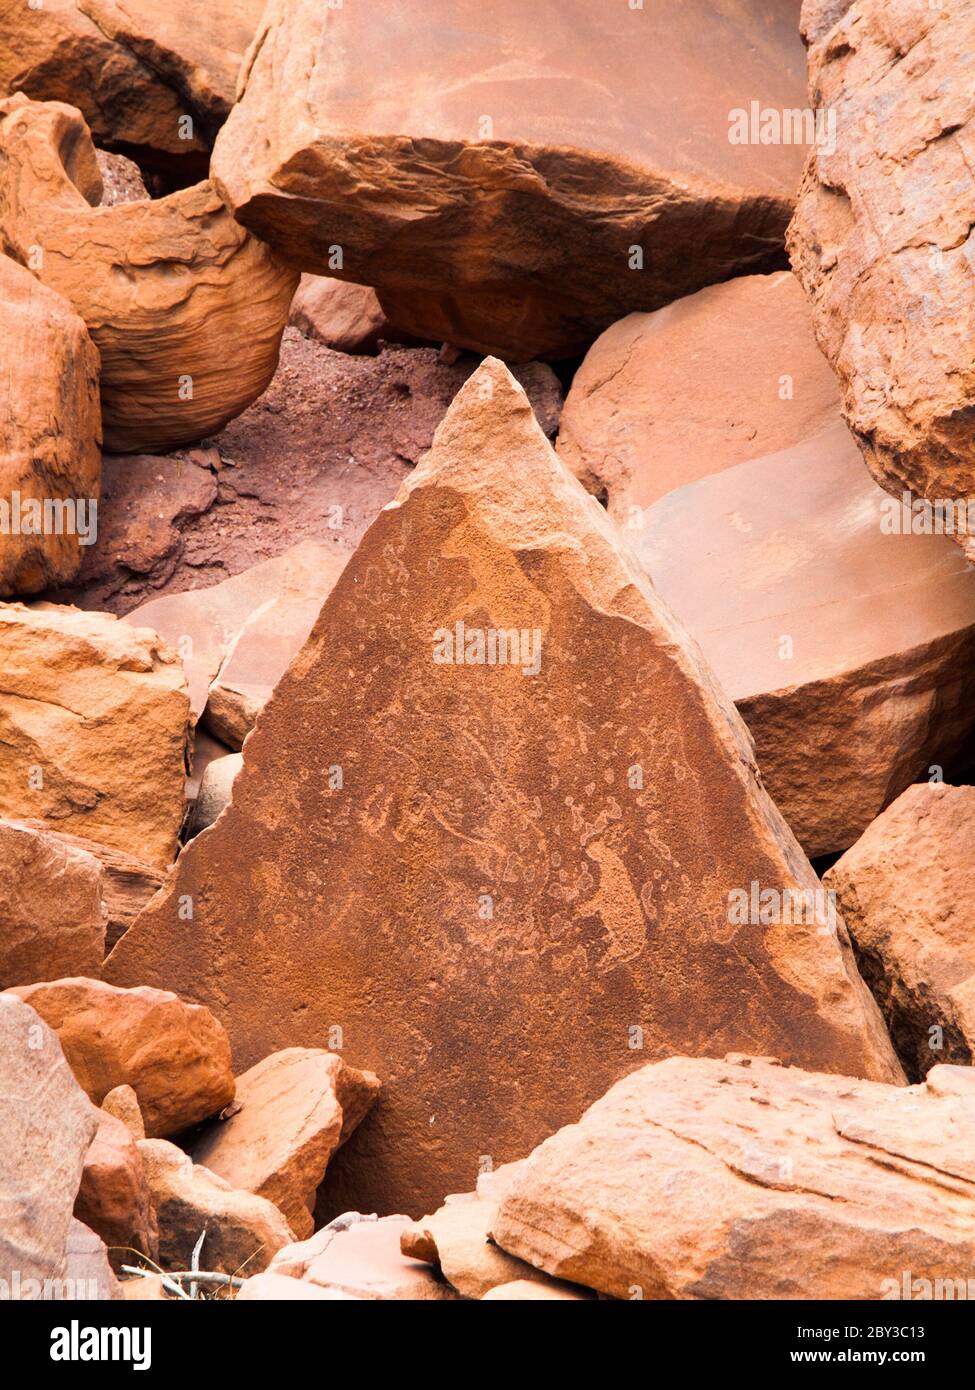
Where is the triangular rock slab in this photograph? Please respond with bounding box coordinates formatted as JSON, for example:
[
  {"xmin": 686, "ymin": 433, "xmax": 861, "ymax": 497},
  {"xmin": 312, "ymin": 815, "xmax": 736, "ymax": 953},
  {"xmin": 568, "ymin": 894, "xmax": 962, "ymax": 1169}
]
[{"xmin": 105, "ymin": 360, "xmax": 901, "ymax": 1216}]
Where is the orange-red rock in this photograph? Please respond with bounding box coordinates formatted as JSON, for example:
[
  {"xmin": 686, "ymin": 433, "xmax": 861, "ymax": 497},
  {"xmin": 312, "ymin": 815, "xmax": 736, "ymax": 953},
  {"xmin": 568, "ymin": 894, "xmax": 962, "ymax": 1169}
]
[
  {"xmin": 0, "ymin": 819, "xmax": 106, "ymax": 987},
  {"xmin": 0, "ymin": 94, "xmax": 298, "ymax": 453},
  {"xmin": 213, "ymin": 0, "xmax": 808, "ymax": 360},
  {"xmin": 492, "ymin": 1055, "xmax": 975, "ymax": 1300},
  {"xmin": 0, "ymin": 0, "xmax": 262, "ymax": 171},
  {"xmin": 75, "ymin": 1107, "xmax": 158, "ymax": 1271},
  {"xmin": 101, "ymin": 1082, "xmax": 145, "ymax": 1139},
  {"xmin": 825, "ymin": 783, "xmax": 975, "ymax": 1079},
  {"xmin": 8, "ymin": 977, "xmax": 235, "ymax": 1137},
  {"xmin": 0, "ymin": 253, "xmax": 101, "ymax": 596},
  {"xmin": 289, "ymin": 276, "xmax": 409, "ymax": 356},
  {"xmin": 0, "ymin": 602, "xmax": 190, "ymax": 869},
  {"xmin": 0, "ymin": 992, "xmax": 99, "ymax": 1289},
  {"xmin": 105, "ymin": 359, "xmax": 900, "ymax": 1215},
  {"xmin": 560, "ymin": 275, "xmax": 975, "ymax": 856},
  {"xmin": 191, "ymin": 1048, "xmax": 380, "ymax": 1239},
  {"xmin": 788, "ymin": 0, "xmax": 975, "ymax": 526}
]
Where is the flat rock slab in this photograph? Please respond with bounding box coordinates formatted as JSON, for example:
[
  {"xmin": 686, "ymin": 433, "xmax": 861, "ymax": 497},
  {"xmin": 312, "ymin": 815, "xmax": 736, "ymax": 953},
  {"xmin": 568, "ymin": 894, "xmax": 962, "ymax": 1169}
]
[
  {"xmin": 559, "ymin": 274, "xmax": 975, "ymax": 856},
  {"xmin": 788, "ymin": 0, "xmax": 975, "ymax": 513},
  {"xmin": 105, "ymin": 359, "xmax": 899, "ymax": 1217},
  {"xmin": 492, "ymin": 1055, "xmax": 975, "ymax": 1300},
  {"xmin": 8, "ymin": 977, "xmax": 235, "ymax": 1137},
  {"xmin": 269, "ymin": 1217, "xmax": 458, "ymax": 1300},
  {"xmin": 0, "ymin": 253, "xmax": 101, "ymax": 597},
  {"xmin": 825, "ymin": 783, "xmax": 975, "ymax": 1079},
  {"xmin": 0, "ymin": 602, "xmax": 190, "ymax": 868},
  {"xmin": 0, "ymin": 993, "xmax": 98, "ymax": 1290},
  {"xmin": 212, "ymin": 0, "xmax": 808, "ymax": 359},
  {"xmin": 0, "ymin": 819, "xmax": 105, "ymax": 987}
]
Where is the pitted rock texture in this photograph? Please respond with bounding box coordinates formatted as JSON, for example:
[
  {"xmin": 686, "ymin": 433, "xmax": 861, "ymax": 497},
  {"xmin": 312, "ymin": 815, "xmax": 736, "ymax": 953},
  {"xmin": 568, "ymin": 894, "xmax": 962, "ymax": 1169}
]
[
  {"xmin": 0, "ymin": 0, "xmax": 263, "ymax": 171},
  {"xmin": 212, "ymin": 0, "xmax": 808, "ymax": 360},
  {"xmin": 560, "ymin": 274, "xmax": 975, "ymax": 857},
  {"xmin": 105, "ymin": 359, "xmax": 900, "ymax": 1218},
  {"xmin": 0, "ymin": 602, "xmax": 190, "ymax": 868},
  {"xmin": 787, "ymin": 0, "xmax": 975, "ymax": 520},
  {"xmin": 492, "ymin": 1055, "xmax": 975, "ymax": 1300},
  {"xmin": 0, "ymin": 818, "xmax": 105, "ymax": 987},
  {"xmin": 0, "ymin": 252, "xmax": 101, "ymax": 596},
  {"xmin": 825, "ymin": 783, "xmax": 975, "ymax": 1080},
  {"xmin": 0, "ymin": 94, "xmax": 298, "ymax": 453}
]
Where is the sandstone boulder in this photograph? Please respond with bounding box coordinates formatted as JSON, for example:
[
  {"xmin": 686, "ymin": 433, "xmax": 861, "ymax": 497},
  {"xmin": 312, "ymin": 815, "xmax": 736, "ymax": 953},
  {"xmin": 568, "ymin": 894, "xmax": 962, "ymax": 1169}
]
[
  {"xmin": 64, "ymin": 1217, "xmax": 122, "ymax": 1299},
  {"xmin": 126, "ymin": 542, "xmax": 349, "ymax": 740},
  {"xmin": 184, "ymin": 752, "xmax": 241, "ymax": 839},
  {"xmin": 560, "ymin": 275, "xmax": 975, "ymax": 856},
  {"xmin": 138, "ymin": 1138, "xmax": 293, "ymax": 1275},
  {"xmin": 0, "ymin": 253, "xmax": 101, "ymax": 596},
  {"xmin": 0, "ymin": 0, "xmax": 262, "ymax": 172},
  {"xmin": 94, "ymin": 149, "xmax": 147, "ymax": 206},
  {"xmin": 492, "ymin": 1055, "xmax": 975, "ymax": 1300},
  {"xmin": 0, "ymin": 819, "xmax": 106, "ymax": 987},
  {"xmin": 289, "ymin": 276, "xmax": 411, "ymax": 356},
  {"xmin": 0, "ymin": 992, "xmax": 99, "ymax": 1290},
  {"xmin": 787, "ymin": 0, "xmax": 975, "ymax": 528},
  {"xmin": 8, "ymin": 977, "xmax": 235, "ymax": 1137},
  {"xmin": 0, "ymin": 94, "xmax": 299, "ymax": 453},
  {"xmin": 75, "ymin": 1106, "xmax": 158, "ymax": 1270},
  {"xmin": 212, "ymin": 0, "xmax": 808, "ymax": 360},
  {"xmin": 825, "ymin": 783, "xmax": 975, "ymax": 1079},
  {"xmin": 236, "ymin": 1271, "xmax": 359, "ymax": 1301},
  {"xmin": 191, "ymin": 1048, "xmax": 380, "ymax": 1239},
  {"xmin": 0, "ymin": 602, "xmax": 190, "ymax": 868},
  {"xmin": 482, "ymin": 1279, "xmax": 591, "ymax": 1300},
  {"xmin": 105, "ymin": 359, "xmax": 900, "ymax": 1217},
  {"xmin": 101, "ymin": 1083, "xmax": 145, "ymax": 1139},
  {"xmin": 268, "ymin": 1217, "xmax": 458, "ymax": 1300}
]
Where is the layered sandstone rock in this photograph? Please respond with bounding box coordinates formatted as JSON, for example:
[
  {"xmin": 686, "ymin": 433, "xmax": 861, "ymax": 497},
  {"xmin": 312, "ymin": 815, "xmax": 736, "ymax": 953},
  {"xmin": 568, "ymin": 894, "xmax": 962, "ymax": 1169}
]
[
  {"xmin": 0, "ymin": 94, "xmax": 298, "ymax": 452},
  {"xmin": 492, "ymin": 1056, "xmax": 975, "ymax": 1300},
  {"xmin": 8, "ymin": 977, "xmax": 235, "ymax": 1137},
  {"xmin": 0, "ymin": 992, "xmax": 99, "ymax": 1289},
  {"xmin": 0, "ymin": 819, "xmax": 105, "ymax": 987},
  {"xmin": 138, "ymin": 1138, "xmax": 294, "ymax": 1275},
  {"xmin": 787, "ymin": 0, "xmax": 975, "ymax": 527},
  {"xmin": 0, "ymin": 603, "xmax": 190, "ymax": 868},
  {"xmin": 212, "ymin": 0, "xmax": 808, "ymax": 360},
  {"xmin": 825, "ymin": 784, "xmax": 975, "ymax": 1079},
  {"xmin": 75, "ymin": 1106, "xmax": 158, "ymax": 1270},
  {"xmin": 0, "ymin": 0, "xmax": 263, "ymax": 171},
  {"xmin": 0, "ymin": 253, "xmax": 101, "ymax": 596},
  {"xmin": 127, "ymin": 542, "xmax": 349, "ymax": 742},
  {"xmin": 560, "ymin": 275, "xmax": 975, "ymax": 856},
  {"xmin": 191, "ymin": 1048, "xmax": 380, "ymax": 1239},
  {"xmin": 105, "ymin": 359, "xmax": 900, "ymax": 1216}
]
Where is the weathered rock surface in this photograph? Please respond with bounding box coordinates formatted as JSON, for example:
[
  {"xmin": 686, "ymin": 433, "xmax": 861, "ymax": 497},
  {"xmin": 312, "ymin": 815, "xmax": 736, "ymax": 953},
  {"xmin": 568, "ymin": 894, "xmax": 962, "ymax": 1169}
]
[
  {"xmin": 561, "ymin": 275, "xmax": 975, "ymax": 856},
  {"xmin": 95, "ymin": 148, "xmax": 148, "ymax": 206},
  {"xmin": 236, "ymin": 1270, "xmax": 358, "ymax": 1301},
  {"xmin": 64, "ymin": 1217, "xmax": 122, "ymax": 1298},
  {"xmin": 0, "ymin": 602, "xmax": 190, "ymax": 868},
  {"xmin": 0, "ymin": 94, "xmax": 298, "ymax": 453},
  {"xmin": 492, "ymin": 1055, "xmax": 975, "ymax": 1300},
  {"xmin": 0, "ymin": 818, "xmax": 105, "ymax": 987},
  {"xmin": 0, "ymin": 252, "xmax": 101, "ymax": 596},
  {"xmin": 75, "ymin": 1106, "xmax": 158, "ymax": 1270},
  {"xmin": 825, "ymin": 783, "xmax": 975, "ymax": 1080},
  {"xmin": 787, "ymin": 0, "xmax": 975, "ymax": 522},
  {"xmin": 212, "ymin": 0, "xmax": 808, "ymax": 360},
  {"xmin": 0, "ymin": 992, "xmax": 99, "ymax": 1289},
  {"xmin": 138, "ymin": 1138, "xmax": 293, "ymax": 1275},
  {"xmin": 45, "ymin": 335, "xmax": 562, "ymax": 616},
  {"xmin": 289, "ymin": 275, "xmax": 415, "ymax": 356},
  {"xmin": 8, "ymin": 977, "xmax": 235, "ymax": 1136},
  {"xmin": 191, "ymin": 1048, "xmax": 380, "ymax": 1239},
  {"xmin": 101, "ymin": 1082, "xmax": 145, "ymax": 1139},
  {"xmin": 127, "ymin": 542, "xmax": 348, "ymax": 741},
  {"xmin": 268, "ymin": 1217, "xmax": 458, "ymax": 1300},
  {"xmin": 482, "ymin": 1278, "xmax": 591, "ymax": 1300},
  {"xmin": 0, "ymin": 0, "xmax": 262, "ymax": 171},
  {"xmin": 184, "ymin": 752, "xmax": 241, "ymax": 839},
  {"xmin": 106, "ymin": 359, "xmax": 900, "ymax": 1216}
]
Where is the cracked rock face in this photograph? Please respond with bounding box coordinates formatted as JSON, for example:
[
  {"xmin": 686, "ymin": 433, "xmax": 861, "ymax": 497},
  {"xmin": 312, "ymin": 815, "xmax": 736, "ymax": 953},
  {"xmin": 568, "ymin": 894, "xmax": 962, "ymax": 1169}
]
[
  {"xmin": 491, "ymin": 1055, "xmax": 975, "ymax": 1300},
  {"xmin": 0, "ymin": 253, "xmax": 101, "ymax": 597},
  {"xmin": 788, "ymin": 0, "xmax": 975, "ymax": 520},
  {"xmin": 0, "ymin": 94, "xmax": 298, "ymax": 453},
  {"xmin": 0, "ymin": 0, "xmax": 264, "ymax": 172},
  {"xmin": 105, "ymin": 358, "xmax": 900, "ymax": 1219},
  {"xmin": 212, "ymin": 0, "xmax": 808, "ymax": 360},
  {"xmin": 825, "ymin": 783, "xmax": 975, "ymax": 1080}
]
